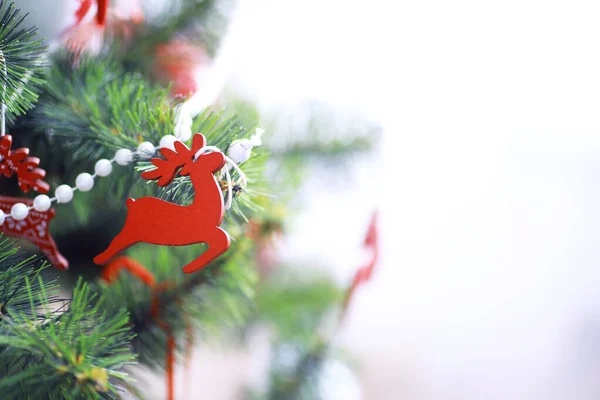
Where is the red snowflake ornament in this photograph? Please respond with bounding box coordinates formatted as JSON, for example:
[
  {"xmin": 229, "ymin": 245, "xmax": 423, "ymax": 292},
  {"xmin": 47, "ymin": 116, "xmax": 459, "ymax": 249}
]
[
  {"xmin": 0, "ymin": 135, "xmax": 49, "ymax": 194},
  {"xmin": 94, "ymin": 133, "xmax": 231, "ymax": 273},
  {"xmin": 0, "ymin": 196, "xmax": 68, "ymax": 270}
]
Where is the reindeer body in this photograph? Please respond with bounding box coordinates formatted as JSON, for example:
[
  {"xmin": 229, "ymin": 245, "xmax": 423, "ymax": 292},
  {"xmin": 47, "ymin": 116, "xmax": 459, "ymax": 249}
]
[{"xmin": 94, "ymin": 133, "xmax": 231, "ymax": 273}]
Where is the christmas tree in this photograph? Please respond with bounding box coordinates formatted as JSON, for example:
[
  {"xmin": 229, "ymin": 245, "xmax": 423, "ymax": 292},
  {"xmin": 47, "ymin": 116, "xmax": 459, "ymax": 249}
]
[{"xmin": 0, "ymin": 1, "xmax": 378, "ymax": 398}]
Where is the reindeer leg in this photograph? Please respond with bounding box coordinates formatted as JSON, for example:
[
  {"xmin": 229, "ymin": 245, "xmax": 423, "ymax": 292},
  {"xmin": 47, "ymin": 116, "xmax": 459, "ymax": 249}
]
[
  {"xmin": 182, "ymin": 228, "xmax": 230, "ymax": 274},
  {"xmin": 94, "ymin": 232, "xmax": 137, "ymax": 265},
  {"xmin": 36, "ymin": 236, "xmax": 69, "ymax": 270}
]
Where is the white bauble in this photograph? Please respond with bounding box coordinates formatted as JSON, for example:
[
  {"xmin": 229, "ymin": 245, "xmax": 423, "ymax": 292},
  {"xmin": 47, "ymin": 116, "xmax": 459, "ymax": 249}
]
[
  {"xmin": 11, "ymin": 203, "xmax": 29, "ymax": 221},
  {"xmin": 33, "ymin": 195, "xmax": 52, "ymax": 212},
  {"xmin": 55, "ymin": 184, "xmax": 74, "ymax": 203}
]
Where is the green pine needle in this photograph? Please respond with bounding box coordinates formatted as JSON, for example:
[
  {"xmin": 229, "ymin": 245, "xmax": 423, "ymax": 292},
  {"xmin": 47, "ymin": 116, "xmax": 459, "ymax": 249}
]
[
  {"xmin": 0, "ymin": 237, "xmax": 58, "ymax": 317},
  {"xmin": 0, "ymin": 1, "xmax": 46, "ymax": 117},
  {"xmin": 0, "ymin": 278, "xmax": 136, "ymax": 399}
]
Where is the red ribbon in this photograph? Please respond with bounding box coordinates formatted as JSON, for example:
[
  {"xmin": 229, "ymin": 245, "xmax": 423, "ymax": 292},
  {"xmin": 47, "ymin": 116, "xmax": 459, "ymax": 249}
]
[
  {"xmin": 342, "ymin": 211, "xmax": 379, "ymax": 314},
  {"xmin": 102, "ymin": 256, "xmax": 190, "ymax": 400}
]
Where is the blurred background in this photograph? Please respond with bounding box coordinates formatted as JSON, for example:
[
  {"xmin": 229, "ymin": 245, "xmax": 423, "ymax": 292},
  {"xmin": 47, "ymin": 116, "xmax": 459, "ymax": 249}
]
[{"xmin": 15, "ymin": 0, "xmax": 600, "ymax": 399}]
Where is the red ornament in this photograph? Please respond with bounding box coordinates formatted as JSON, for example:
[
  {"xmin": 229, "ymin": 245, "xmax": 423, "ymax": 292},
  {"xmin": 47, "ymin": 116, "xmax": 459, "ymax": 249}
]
[
  {"xmin": 100, "ymin": 255, "xmax": 193, "ymax": 400},
  {"xmin": 0, "ymin": 135, "xmax": 49, "ymax": 194},
  {"xmin": 62, "ymin": 0, "xmax": 143, "ymax": 57},
  {"xmin": 94, "ymin": 133, "xmax": 231, "ymax": 273},
  {"xmin": 153, "ymin": 41, "xmax": 209, "ymax": 98},
  {"xmin": 342, "ymin": 211, "xmax": 379, "ymax": 313},
  {"xmin": 0, "ymin": 196, "xmax": 68, "ymax": 270}
]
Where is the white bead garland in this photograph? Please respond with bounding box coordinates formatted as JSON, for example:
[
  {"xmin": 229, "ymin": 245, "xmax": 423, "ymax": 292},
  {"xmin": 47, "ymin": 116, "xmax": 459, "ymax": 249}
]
[
  {"xmin": 159, "ymin": 135, "xmax": 177, "ymax": 150},
  {"xmin": 115, "ymin": 149, "xmax": 133, "ymax": 166},
  {"xmin": 226, "ymin": 128, "xmax": 264, "ymax": 165},
  {"xmin": 33, "ymin": 194, "xmax": 51, "ymax": 212},
  {"xmin": 2, "ymin": 133, "xmax": 180, "ymax": 222},
  {"xmin": 227, "ymin": 140, "xmax": 253, "ymax": 165},
  {"xmin": 11, "ymin": 203, "xmax": 28, "ymax": 220},
  {"xmin": 76, "ymin": 173, "xmax": 94, "ymax": 192},
  {"xmin": 55, "ymin": 184, "xmax": 74, "ymax": 203},
  {"xmin": 137, "ymin": 141, "xmax": 155, "ymax": 159},
  {"xmin": 95, "ymin": 159, "xmax": 112, "ymax": 177},
  {"xmin": 0, "ymin": 119, "xmax": 252, "ymax": 224}
]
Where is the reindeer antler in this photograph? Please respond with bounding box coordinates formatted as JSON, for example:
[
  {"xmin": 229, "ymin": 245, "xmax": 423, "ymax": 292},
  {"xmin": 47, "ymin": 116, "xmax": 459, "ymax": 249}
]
[
  {"xmin": 0, "ymin": 135, "xmax": 50, "ymax": 193},
  {"xmin": 141, "ymin": 134, "xmax": 207, "ymax": 187},
  {"xmin": 16, "ymin": 159, "xmax": 50, "ymax": 193}
]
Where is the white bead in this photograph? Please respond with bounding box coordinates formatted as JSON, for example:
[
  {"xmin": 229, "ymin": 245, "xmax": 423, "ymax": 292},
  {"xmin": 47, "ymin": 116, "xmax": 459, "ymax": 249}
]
[
  {"xmin": 11, "ymin": 203, "xmax": 28, "ymax": 220},
  {"xmin": 95, "ymin": 159, "xmax": 113, "ymax": 177},
  {"xmin": 137, "ymin": 141, "xmax": 155, "ymax": 159},
  {"xmin": 159, "ymin": 135, "xmax": 177, "ymax": 150},
  {"xmin": 0, "ymin": 210, "xmax": 5, "ymax": 225},
  {"xmin": 55, "ymin": 184, "xmax": 74, "ymax": 203},
  {"xmin": 33, "ymin": 194, "xmax": 52, "ymax": 212},
  {"xmin": 174, "ymin": 124, "xmax": 192, "ymax": 142},
  {"xmin": 115, "ymin": 149, "xmax": 133, "ymax": 166},
  {"xmin": 76, "ymin": 173, "xmax": 94, "ymax": 192},
  {"xmin": 227, "ymin": 139, "xmax": 253, "ymax": 164}
]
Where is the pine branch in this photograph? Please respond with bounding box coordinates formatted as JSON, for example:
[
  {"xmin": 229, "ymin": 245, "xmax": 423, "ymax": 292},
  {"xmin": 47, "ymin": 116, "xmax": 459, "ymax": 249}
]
[
  {"xmin": 33, "ymin": 55, "xmax": 176, "ymax": 162},
  {"xmin": 32, "ymin": 55, "xmax": 269, "ymax": 219},
  {"xmin": 253, "ymin": 268, "xmax": 342, "ymax": 344},
  {"xmin": 94, "ymin": 240, "xmax": 256, "ymax": 369},
  {"xmin": 0, "ymin": 237, "xmax": 58, "ymax": 318},
  {"xmin": 267, "ymin": 341, "xmax": 329, "ymax": 400},
  {"xmin": 121, "ymin": 0, "xmax": 226, "ymax": 66},
  {"xmin": 0, "ymin": 278, "xmax": 136, "ymax": 399},
  {"xmin": 0, "ymin": 0, "xmax": 46, "ymax": 118},
  {"xmin": 248, "ymin": 268, "xmax": 344, "ymax": 399},
  {"xmin": 273, "ymin": 136, "xmax": 375, "ymax": 160}
]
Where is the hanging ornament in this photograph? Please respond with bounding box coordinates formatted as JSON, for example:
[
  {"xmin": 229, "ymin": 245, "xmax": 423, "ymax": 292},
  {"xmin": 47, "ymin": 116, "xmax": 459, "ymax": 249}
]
[
  {"xmin": 61, "ymin": 0, "xmax": 143, "ymax": 58},
  {"xmin": 227, "ymin": 128, "xmax": 264, "ymax": 165},
  {"xmin": 342, "ymin": 211, "xmax": 379, "ymax": 313},
  {"xmin": 153, "ymin": 40, "xmax": 210, "ymax": 98},
  {"xmin": 100, "ymin": 256, "xmax": 195, "ymax": 400},
  {"xmin": 0, "ymin": 134, "xmax": 49, "ymax": 193},
  {"xmin": 94, "ymin": 133, "xmax": 232, "ymax": 273},
  {"xmin": 0, "ymin": 196, "xmax": 68, "ymax": 270}
]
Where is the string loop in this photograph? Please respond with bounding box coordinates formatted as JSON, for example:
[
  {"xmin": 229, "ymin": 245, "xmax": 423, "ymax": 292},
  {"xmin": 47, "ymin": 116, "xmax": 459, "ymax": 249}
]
[{"xmin": 193, "ymin": 145, "xmax": 247, "ymax": 210}]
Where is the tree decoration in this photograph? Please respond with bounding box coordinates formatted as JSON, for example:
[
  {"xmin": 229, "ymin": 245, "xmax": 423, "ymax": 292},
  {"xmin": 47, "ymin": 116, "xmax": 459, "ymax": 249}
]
[
  {"xmin": 0, "ymin": 134, "xmax": 49, "ymax": 193},
  {"xmin": 342, "ymin": 211, "xmax": 379, "ymax": 314},
  {"xmin": 226, "ymin": 128, "xmax": 264, "ymax": 165},
  {"xmin": 0, "ymin": 195, "xmax": 68, "ymax": 270},
  {"xmin": 101, "ymin": 255, "xmax": 195, "ymax": 400},
  {"xmin": 153, "ymin": 40, "xmax": 209, "ymax": 98},
  {"xmin": 94, "ymin": 133, "xmax": 235, "ymax": 273},
  {"xmin": 0, "ymin": 131, "xmax": 145, "ymax": 269},
  {"xmin": 61, "ymin": 0, "xmax": 143, "ymax": 58}
]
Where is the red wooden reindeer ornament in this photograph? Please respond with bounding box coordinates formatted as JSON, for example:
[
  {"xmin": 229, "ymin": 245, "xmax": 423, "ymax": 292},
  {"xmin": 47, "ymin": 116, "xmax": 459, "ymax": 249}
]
[
  {"xmin": 94, "ymin": 133, "xmax": 231, "ymax": 273},
  {"xmin": 0, "ymin": 196, "xmax": 68, "ymax": 270}
]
